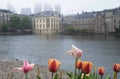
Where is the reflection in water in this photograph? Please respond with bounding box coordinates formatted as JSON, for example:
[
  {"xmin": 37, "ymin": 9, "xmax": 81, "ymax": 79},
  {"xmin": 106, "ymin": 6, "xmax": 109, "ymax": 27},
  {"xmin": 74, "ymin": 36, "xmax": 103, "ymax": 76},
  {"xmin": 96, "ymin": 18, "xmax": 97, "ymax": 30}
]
[
  {"xmin": 34, "ymin": 33, "xmax": 63, "ymax": 40},
  {"xmin": 0, "ymin": 34, "xmax": 120, "ymax": 78}
]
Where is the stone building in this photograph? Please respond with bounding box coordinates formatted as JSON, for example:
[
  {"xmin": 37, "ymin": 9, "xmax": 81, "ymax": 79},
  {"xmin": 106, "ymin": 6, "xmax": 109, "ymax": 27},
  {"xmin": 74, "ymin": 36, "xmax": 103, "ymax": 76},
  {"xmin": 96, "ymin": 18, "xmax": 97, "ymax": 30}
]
[
  {"xmin": 104, "ymin": 9, "xmax": 115, "ymax": 33},
  {"xmin": 67, "ymin": 7, "xmax": 120, "ymax": 34},
  {"xmin": 72, "ymin": 12, "xmax": 96, "ymax": 32},
  {"xmin": 113, "ymin": 7, "xmax": 120, "ymax": 32},
  {"xmin": 32, "ymin": 15, "xmax": 61, "ymax": 33},
  {"xmin": 0, "ymin": 9, "xmax": 12, "ymax": 31},
  {"xmin": 95, "ymin": 12, "xmax": 106, "ymax": 33}
]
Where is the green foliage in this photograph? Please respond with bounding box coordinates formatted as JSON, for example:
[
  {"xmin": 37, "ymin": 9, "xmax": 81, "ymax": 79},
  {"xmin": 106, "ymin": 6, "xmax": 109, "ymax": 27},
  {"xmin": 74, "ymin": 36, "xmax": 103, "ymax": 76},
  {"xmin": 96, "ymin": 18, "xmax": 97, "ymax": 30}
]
[
  {"xmin": 9, "ymin": 16, "xmax": 32, "ymax": 32},
  {"xmin": 115, "ymin": 28, "xmax": 120, "ymax": 33},
  {"xmin": 10, "ymin": 16, "xmax": 21, "ymax": 31},
  {"xmin": 1, "ymin": 22, "xmax": 8, "ymax": 32},
  {"xmin": 54, "ymin": 73, "xmax": 59, "ymax": 79},
  {"xmin": 105, "ymin": 74, "xmax": 111, "ymax": 79},
  {"xmin": 67, "ymin": 72, "xmax": 74, "ymax": 79},
  {"xmin": 37, "ymin": 76, "xmax": 42, "ymax": 79},
  {"xmin": 65, "ymin": 27, "xmax": 94, "ymax": 34},
  {"xmin": 67, "ymin": 72, "xmax": 83, "ymax": 79},
  {"xmin": 21, "ymin": 16, "xmax": 32, "ymax": 30},
  {"xmin": 80, "ymin": 29, "xmax": 88, "ymax": 32},
  {"xmin": 67, "ymin": 27, "xmax": 76, "ymax": 33},
  {"xmin": 66, "ymin": 72, "xmax": 111, "ymax": 79}
]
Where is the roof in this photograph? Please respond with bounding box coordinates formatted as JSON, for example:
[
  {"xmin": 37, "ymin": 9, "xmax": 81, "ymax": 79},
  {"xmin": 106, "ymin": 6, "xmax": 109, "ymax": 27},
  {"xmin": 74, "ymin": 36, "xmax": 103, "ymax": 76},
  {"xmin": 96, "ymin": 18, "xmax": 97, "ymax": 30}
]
[
  {"xmin": 0, "ymin": 9, "xmax": 12, "ymax": 13},
  {"xmin": 35, "ymin": 11, "xmax": 61, "ymax": 17}
]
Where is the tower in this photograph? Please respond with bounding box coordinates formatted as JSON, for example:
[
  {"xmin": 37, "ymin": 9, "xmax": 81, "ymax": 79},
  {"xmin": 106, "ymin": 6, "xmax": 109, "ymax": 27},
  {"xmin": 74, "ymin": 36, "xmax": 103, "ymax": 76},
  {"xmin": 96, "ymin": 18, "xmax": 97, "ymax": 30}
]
[
  {"xmin": 55, "ymin": 4, "xmax": 61, "ymax": 13},
  {"xmin": 44, "ymin": 4, "xmax": 52, "ymax": 11},
  {"xmin": 34, "ymin": 3, "xmax": 42, "ymax": 14}
]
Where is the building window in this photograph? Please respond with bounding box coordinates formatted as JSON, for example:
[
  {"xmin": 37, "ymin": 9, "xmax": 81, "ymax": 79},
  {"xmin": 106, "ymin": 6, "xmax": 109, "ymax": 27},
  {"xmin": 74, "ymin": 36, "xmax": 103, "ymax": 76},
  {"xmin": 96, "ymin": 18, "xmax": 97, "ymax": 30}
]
[
  {"xmin": 114, "ymin": 25, "xmax": 116, "ymax": 29},
  {"xmin": 43, "ymin": 24, "xmax": 45, "ymax": 28},
  {"xmin": 51, "ymin": 24, "xmax": 53, "ymax": 28},
  {"xmin": 37, "ymin": 19, "xmax": 38, "ymax": 23},
  {"xmin": 51, "ymin": 19, "xmax": 53, "ymax": 23},
  {"xmin": 43, "ymin": 19, "xmax": 45, "ymax": 22},
  {"xmin": 97, "ymin": 26, "xmax": 98, "ymax": 29},
  {"xmin": 34, "ymin": 20, "xmax": 35, "ymax": 23},
  {"xmin": 54, "ymin": 24, "xmax": 56, "ymax": 28},
  {"xmin": 40, "ymin": 24, "xmax": 41, "ymax": 28},
  {"xmin": 0, "ymin": 14, "xmax": 2, "ymax": 17},
  {"xmin": 40, "ymin": 19, "xmax": 41, "ymax": 22},
  {"xmin": 114, "ymin": 19, "xmax": 116, "ymax": 23},
  {"xmin": 37, "ymin": 25, "xmax": 39, "ymax": 28}
]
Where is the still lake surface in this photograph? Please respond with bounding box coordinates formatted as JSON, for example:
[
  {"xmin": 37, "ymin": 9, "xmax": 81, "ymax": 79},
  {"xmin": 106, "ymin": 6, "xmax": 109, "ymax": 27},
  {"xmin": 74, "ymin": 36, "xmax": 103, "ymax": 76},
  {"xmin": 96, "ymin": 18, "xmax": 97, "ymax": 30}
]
[{"xmin": 0, "ymin": 34, "xmax": 120, "ymax": 77}]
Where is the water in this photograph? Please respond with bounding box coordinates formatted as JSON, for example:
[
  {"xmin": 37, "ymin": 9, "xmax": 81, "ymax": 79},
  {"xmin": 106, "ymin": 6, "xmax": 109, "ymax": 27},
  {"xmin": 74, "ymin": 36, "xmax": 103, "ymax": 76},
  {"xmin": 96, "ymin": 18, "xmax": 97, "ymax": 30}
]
[{"xmin": 0, "ymin": 34, "xmax": 120, "ymax": 78}]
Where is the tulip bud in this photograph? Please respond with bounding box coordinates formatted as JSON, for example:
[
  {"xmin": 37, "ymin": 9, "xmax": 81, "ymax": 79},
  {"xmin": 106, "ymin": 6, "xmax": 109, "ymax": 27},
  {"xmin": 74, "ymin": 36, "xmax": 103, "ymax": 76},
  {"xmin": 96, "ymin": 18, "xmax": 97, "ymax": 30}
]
[
  {"xmin": 81, "ymin": 61, "xmax": 92, "ymax": 74},
  {"xmin": 98, "ymin": 67, "xmax": 105, "ymax": 75},
  {"xmin": 48, "ymin": 59, "xmax": 61, "ymax": 73},
  {"xmin": 113, "ymin": 64, "xmax": 120, "ymax": 72},
  {"xmin": 76, "ymin": 60, "xmax": 82, "ymax": 70}
]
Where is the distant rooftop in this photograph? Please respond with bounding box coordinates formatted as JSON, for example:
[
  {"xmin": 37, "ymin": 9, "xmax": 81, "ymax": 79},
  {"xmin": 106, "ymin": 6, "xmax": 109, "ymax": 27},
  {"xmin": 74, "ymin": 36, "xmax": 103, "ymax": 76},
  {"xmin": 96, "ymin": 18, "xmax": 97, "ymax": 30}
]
[
  {"xmin": 0, "ymin": 9, "xmax": 12, "ymax": 13},
  {"xmin": 35, "ymin": 11, "xmax": 61, "ymax": 17}
]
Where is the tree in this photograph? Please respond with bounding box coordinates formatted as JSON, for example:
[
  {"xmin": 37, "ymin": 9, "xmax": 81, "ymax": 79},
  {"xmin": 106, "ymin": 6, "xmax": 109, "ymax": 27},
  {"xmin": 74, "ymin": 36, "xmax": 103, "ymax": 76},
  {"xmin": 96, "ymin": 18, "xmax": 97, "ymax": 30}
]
[
  {"xmin": 1, "ymin": 22, "xmax": 8, "ymax": 32},
  {"xmin": 21, "ymin": 16, "xmax": 32, "ymax": 30},
  {"xmin": 9, "ymin": 16, "xmax": 21, "ymax": 31},
  {"xmin": 67, "ymin": 27, "xmax": 76, "ymax": 33}
]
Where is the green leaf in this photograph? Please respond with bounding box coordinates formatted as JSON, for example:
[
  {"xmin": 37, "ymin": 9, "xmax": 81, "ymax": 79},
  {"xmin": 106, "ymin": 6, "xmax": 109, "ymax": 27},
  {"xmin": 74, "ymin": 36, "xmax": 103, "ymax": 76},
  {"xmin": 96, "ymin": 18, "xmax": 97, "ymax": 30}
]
[
  {"xmin": 37, "ymin": 76, "xmax": 42, "ymax": 79},
  {"xmin": 67, "ymin": 72, "xmax": 74, "ymax": 79},
  {"xmin": 54, "ymin": 73, "xmax": 58, "ymax": 79},
  {"xmin": 105, "ymin": 74, "xmax": 111, "ymax": 79},
  {"xmin": 76, "ymin": 72, "xmax": 82, "ymax": 79},
  {"xmin": 88, "ymin": 73, "xmax": 96, "ymax": 79}
]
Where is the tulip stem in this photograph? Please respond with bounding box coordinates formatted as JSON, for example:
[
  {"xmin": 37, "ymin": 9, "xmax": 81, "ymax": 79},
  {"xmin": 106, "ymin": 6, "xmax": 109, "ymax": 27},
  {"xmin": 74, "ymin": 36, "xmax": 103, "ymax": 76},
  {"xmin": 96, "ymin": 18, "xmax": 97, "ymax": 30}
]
[
  {"xmin": 101, "ymin": 75, "xmax": 102, "ymax": 79},
  {"xmin": 116, "ymin": 72, "xmax": 117, "ymax": 79},
  {"xmin": 83, "ymin": 73, "xmax": 86, "ymax": 79},
  {"xmin": 25, "ymin": 73, "xmax": 27, "ymax": 79},
  {"xmin": 79, "ymin": 70, "xmax": 82, "ymax": 79},
  {"xmin": 51, "ymin": 72, "xmax": 54, "ymax": 79},
  {"xmin": 114, "ymin": 72, "xmax": 117, "ymax": 79},
  {"xmin": 79, "ymin": 70, "xmax": 80, "ymax": 74},
  {"xmin": 74, "ymin": 58, "xmax": 77, "ymax": 79}
]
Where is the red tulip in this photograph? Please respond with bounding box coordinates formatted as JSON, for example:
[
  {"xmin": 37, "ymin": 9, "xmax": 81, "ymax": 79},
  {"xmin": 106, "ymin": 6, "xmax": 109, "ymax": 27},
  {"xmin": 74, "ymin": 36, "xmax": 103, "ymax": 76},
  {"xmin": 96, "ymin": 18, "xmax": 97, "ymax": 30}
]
[
  {"xmin": 98, "ymin": 67, "xmax": 105, "ymax": 75},
  {"xmin": 48, "ymin": 59, "xmax": 61, "ymax": 73},
  {"xmin": 81, "ymin": 61, "xmax": 92, "ymax": 74},
  {"xmin": 14, "ymin": 60, "xmax": 34, "ymax": 74},
  {"xmin": 113, "ymin": 63, "xmax": 120, "ymax": 72},
  {"xmin": 67, "ymin": 45, "xmax": 82, "ymax": 59},
  {"xmin": 76, "ymin": 60, "xmax": 82, "ymax": 70}
]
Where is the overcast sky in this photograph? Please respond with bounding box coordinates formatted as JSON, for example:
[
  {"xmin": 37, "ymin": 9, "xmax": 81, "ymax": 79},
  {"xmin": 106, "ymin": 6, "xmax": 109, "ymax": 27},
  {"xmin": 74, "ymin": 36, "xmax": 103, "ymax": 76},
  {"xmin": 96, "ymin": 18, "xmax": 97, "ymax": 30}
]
[{"xmin": 0, "ymin": 0, "xmax": 120, "ymax": 15}]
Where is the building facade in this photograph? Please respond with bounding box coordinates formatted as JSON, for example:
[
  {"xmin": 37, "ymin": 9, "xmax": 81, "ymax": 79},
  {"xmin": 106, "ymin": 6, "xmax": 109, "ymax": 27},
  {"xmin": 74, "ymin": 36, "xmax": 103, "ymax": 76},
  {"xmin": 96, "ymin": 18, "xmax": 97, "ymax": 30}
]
[
  {"xmin": 113, "ymin": 7, "xmax": 120, "ymax": 32},
  {"xmin": 32, "ymin": 16, "xmax": 61, "ymax": 33},
  {"xmin": 0, "ymin": 9, "xmax": 12, "ymax": 31},
  {"xmin": 95, "ymin": 12, "xmax": 106, "ymax": 33},
  {"xmin": 71, "ymin": 12, "xmax": 96, "ymax": 33},
  {"xmin": 65, "ymin": 7, "xmax": 120, "ymax": 34}
]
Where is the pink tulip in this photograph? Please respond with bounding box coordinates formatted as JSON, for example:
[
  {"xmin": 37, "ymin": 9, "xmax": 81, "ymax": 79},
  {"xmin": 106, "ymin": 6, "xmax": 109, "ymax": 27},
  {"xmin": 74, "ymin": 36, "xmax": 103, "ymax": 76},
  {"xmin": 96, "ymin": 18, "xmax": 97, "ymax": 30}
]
[
  {"xmin": 14, "ymin": 60, "xmax": 34, "ymax": 74},
  {"xmin": 67, "ymin": 45, "xmax": 82, "ymax": 59}
]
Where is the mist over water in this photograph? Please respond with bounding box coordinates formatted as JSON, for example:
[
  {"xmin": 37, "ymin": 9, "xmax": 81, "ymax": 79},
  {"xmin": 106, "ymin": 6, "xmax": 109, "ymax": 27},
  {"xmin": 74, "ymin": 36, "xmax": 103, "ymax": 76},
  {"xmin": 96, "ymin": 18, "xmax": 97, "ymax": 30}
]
[{"xmin": 0, "ymin": 34, "xmax": 120, "ymax": 78}]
